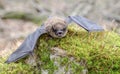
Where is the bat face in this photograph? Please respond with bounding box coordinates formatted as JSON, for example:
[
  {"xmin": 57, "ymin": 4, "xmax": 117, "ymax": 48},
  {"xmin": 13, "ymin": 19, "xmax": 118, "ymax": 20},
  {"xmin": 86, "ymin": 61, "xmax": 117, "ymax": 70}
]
[
  {"xmin": 44, "ymin": 16, "xmax": 68, "ymax": 38},
  {"xmin": 49, "ymin": 22, "xmax": 68, "ymax": 38}
]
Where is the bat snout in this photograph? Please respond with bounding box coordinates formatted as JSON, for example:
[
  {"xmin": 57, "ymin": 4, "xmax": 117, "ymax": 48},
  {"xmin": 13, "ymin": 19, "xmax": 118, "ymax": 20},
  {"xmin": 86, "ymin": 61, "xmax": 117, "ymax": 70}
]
[
  {"xmin": 56, "ymin": 31, "xmax": 64, "ymax": 37},
  {"xmin": 57, "ymin": 31, "xmax": 63, "ymax": 35}
]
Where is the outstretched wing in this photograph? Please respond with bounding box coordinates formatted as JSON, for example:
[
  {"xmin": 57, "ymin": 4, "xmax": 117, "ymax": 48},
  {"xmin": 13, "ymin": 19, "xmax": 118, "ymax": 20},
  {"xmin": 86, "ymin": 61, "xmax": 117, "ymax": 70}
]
[
  {"xmin": 66, "ymin": 16, "xmax": 104, "ymax": 32},
  {"xmin": 5, "ymin": 25, "xmax": 47, "ymax": 63}
]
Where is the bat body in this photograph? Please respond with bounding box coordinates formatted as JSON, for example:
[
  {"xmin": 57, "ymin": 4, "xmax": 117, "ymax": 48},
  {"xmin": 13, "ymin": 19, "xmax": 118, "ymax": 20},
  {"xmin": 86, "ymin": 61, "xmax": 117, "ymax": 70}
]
[{"xmin": 5, "ymin": 16, "xmax": 104, "ymax": 63}]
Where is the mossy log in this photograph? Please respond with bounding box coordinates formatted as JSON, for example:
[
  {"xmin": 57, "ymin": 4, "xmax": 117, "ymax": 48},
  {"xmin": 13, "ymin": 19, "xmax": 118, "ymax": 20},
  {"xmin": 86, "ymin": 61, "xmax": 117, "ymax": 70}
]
[{"xmin": 0, "ymin": 26, "xmax": 120, "ymax": 74}]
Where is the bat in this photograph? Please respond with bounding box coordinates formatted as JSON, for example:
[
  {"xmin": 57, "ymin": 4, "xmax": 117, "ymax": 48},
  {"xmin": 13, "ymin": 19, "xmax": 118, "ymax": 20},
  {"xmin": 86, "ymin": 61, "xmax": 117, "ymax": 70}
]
[{"xmin": 5, "ymin": 16, "xmax": 104, "ymax": 63}]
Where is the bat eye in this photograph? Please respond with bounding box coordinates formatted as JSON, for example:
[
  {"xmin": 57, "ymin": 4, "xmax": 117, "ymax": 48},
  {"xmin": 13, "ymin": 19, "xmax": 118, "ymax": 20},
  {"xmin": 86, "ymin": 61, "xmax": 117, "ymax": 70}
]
[
  {"xmin": 62, "ymin": 28, "xmax": 66, "ymax": 31},
  {"xmin": 52, "ymin": 27, "xmax": 57, "ymax": 32}
]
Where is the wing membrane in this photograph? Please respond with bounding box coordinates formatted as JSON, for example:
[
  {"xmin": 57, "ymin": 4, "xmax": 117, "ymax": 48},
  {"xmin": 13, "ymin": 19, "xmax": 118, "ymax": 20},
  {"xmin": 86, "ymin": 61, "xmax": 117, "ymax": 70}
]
[
  {"xmin": 68, "ymin": 16, "xmax": 104, "ymax": 32},
  {"xmin": 5, "ymin": 25, "xmax": 46, "ymax": 63}
]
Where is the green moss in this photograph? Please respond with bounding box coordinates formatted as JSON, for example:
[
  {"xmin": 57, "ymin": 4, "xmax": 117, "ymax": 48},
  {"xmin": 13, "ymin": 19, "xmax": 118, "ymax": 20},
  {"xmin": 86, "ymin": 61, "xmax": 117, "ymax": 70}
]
[{"xmin": 0, "ymin": 26, "xmax": 120, "ymax": 74}]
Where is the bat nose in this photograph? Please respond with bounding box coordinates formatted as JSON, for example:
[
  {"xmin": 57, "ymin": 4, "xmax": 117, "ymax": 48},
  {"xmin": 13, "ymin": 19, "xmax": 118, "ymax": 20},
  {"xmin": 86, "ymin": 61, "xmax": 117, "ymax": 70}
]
[
  {"xmin": 58, "ymin": 32, "xmax": 62, "ymax": 34},
  {"xmin": 57, "ymin": 31, "xmax": 63, "ymax": 36}
]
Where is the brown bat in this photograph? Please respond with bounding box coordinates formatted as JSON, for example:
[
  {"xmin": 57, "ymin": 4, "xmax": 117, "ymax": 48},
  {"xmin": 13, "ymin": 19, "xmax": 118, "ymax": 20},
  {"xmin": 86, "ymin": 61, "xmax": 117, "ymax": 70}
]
[{"xmin": 5, "ymin": 16, "xmax": 104, "ymax": 63}]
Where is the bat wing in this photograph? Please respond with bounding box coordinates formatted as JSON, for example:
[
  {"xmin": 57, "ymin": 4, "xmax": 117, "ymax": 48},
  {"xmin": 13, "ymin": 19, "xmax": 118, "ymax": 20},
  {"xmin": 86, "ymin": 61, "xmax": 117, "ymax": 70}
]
[
  {"xmin": 5, "ymin": 25, "xmax": 47, "ymax": 63},
  {"xmin": 66, "ymin": 16, "xmax": 104, "ymax": 32}
]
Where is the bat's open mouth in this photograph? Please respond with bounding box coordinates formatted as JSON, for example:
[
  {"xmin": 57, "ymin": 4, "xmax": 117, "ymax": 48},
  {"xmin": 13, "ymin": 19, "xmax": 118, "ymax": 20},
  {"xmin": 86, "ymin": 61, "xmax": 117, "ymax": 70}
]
[
  {"xmin": 55, "ymin": 31, "xmax": 66, "ymax": 38},
  {"xmin": 56, "ymin": 31, "xmax": 63, "ymax": 37}
]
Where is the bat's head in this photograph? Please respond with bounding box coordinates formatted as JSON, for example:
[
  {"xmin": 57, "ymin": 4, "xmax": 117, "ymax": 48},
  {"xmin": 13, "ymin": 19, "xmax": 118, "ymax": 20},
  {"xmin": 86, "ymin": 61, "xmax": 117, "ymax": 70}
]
[
  {"xmin": 51, "ymin": 22, "xmax": 67, "ymax": 38},
  {"xmin": 45, "ymin": 16, "xmax": 68, "ymax": 38}
]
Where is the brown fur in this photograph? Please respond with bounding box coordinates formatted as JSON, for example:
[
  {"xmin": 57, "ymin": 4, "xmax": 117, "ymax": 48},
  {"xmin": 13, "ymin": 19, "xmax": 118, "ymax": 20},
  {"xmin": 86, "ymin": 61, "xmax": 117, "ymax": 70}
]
[{"xmin": 44, "ymin": 16, "xmax": 68, "ymax": 38}]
